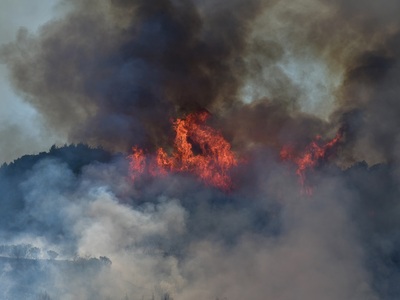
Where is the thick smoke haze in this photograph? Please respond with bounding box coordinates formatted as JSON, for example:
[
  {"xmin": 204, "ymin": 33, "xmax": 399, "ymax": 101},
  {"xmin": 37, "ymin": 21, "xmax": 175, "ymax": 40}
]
[
  {"xmin": 1, "ymin": 0, "xmax": 400, "ymax": 299},
  {"xmin": 0, "ymin": 145, "xmax": 391, "ymax": 299}
]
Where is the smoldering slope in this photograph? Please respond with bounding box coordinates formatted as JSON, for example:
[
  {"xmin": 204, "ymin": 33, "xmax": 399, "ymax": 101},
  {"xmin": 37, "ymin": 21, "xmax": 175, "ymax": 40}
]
[
  {"xmin": 1, "ymin": 0, "xmax": 400, "ymax": 299},
  {"xmin": 1, "ymin": 144, "xmax": 395, "ymax": 300}
]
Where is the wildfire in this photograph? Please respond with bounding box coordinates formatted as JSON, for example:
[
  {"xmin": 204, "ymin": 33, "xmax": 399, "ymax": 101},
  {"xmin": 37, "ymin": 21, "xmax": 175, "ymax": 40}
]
[
  {"xmin": 128, "ymin": 111, "xmax": 238, "ymax": 190},
  {"xmin": 280, "ymin": 131, "xmax": 343, "ymax": 195}
]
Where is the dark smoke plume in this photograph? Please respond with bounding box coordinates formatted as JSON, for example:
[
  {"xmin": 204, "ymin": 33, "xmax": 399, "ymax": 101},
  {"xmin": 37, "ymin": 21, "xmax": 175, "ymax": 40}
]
[
  {"xmin": 1, "ymin": 0, "xmax": 273, "ymax": 152},
  {"xmin": 2, "ymin": 0, "xmax": 400, "ymax": 161}
]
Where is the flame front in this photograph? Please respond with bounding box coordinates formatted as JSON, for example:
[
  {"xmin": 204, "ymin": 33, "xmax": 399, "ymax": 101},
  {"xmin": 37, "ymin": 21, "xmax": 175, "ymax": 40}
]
[
  {"xmin": 129, "ymin": 111, "xmax": 238, "ymax": 190},
  {"xmin": 280, "ymin": 131, "xmax": 343, "ymax": 195}
]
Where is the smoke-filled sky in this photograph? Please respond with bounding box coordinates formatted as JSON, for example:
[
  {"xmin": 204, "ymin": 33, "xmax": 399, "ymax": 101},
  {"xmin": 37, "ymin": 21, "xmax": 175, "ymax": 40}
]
[
  {"xmin": 0, "ymin": 1, "xmax": 67, "ymax": 163},
  {"xmin": 1, "ymin": 0, "xmax": 400, "ymax": 299},
  {"xmin": 2, "ymin": 0, "xmax": 400, "ymax": 165}
]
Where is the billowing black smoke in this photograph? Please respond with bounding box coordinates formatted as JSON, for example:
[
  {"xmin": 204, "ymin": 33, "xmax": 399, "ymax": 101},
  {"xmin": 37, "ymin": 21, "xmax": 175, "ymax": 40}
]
[
  {"xmin": 1, "ymin": 0, "xmax": 400, "ymax": 299},
  {"xmin": 1, "ymin": 0, "xmax": 271, "ymax": 152}
]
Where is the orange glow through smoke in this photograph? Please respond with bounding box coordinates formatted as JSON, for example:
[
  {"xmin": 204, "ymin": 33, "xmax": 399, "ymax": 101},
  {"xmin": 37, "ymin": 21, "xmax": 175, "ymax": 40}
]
[
  {"xmin": 280, "ymin": 131, "xmax": 343, "ymax": 195},
  {"xmin": 128, "ymin": 111, "xmax": 238, "ymax": 190}
]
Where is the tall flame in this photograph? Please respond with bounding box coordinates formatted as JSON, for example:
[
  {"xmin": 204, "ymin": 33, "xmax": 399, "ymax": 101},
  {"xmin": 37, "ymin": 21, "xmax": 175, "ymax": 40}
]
[
  {"xmin": 280, "ymin": 131, "xmax": 343, "ymax": 195},
  {"xmin": 128, "ymin": 111, "xmax": 238, "ymax": 190}
]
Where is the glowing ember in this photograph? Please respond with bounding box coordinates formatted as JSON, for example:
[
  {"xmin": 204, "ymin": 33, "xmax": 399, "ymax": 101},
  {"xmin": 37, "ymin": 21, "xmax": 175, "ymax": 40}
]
[
  {"xmin": 129, "ymin": 147, "xmax": 146, "ymax": 181},
  {"xmin": 128, "ymin": 111, "xmax": 238, "ymax": 190},
  {"xmin": 280, "ymin": 131, "xmax": 343, "ymax": 195}
]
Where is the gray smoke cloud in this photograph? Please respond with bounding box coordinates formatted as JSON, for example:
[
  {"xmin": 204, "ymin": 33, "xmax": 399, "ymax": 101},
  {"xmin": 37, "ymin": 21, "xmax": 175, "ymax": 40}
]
[
  {"xmin": 1, "ymin": 0, "xmax": 400, "ymax": 163},
  {"xmin": 0, "ymin": 145, "xmax": 388, "ymax": 300},
  {"xmin": 1, "ymin": 0, "xmax": 400, "ymax": 299}
]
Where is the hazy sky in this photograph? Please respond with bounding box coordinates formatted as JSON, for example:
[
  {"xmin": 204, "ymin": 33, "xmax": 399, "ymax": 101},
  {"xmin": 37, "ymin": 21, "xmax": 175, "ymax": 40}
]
[{"xmin": 0, "ymin": 0, "xmax": 65, "ymax": 163}]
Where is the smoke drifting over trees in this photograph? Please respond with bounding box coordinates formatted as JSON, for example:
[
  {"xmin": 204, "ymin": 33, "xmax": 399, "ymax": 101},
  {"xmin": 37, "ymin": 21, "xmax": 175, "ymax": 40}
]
[{"xmin": 1, "ymin": 0, "xmax": 400, "ymax": 299}]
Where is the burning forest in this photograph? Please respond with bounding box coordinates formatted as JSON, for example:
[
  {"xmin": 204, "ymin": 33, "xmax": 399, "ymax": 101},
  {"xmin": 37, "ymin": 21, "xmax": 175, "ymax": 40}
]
[
  {"xmin": 129, "ymin": 111, "xmax": 238, "ymax": 190},
  {"xmin": 1, "ymin": 0, "xmax": 400, "ymax": 299}
]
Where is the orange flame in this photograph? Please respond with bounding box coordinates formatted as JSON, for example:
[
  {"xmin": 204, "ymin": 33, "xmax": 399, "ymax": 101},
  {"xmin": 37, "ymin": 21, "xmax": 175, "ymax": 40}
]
[
  {"xmin": 129, "ymin": 147, "xmax": 146, "ymax": 181},
  {"xmin": 128, "ymin": 111, "xmax": 238, "ymax": 190},
  {"xmin": 280, "ymin": 131, "xmax": 343, "ymax": 195}
]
